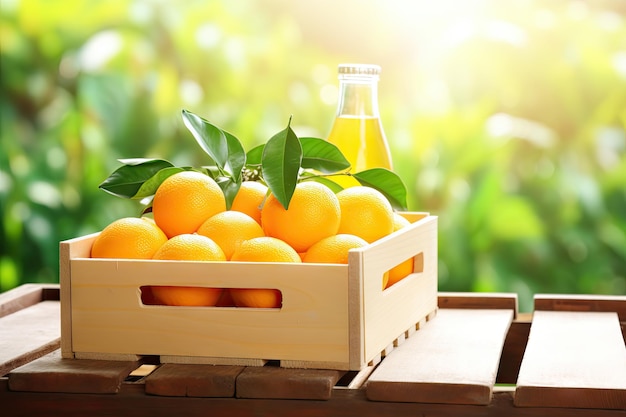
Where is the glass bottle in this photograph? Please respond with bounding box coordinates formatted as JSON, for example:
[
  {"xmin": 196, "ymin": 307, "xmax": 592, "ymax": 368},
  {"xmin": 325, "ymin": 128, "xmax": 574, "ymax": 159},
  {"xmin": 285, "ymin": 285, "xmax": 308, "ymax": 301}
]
[{"xmin": 327, "ymin": 64, "xmax": 393, "ymax": 181}]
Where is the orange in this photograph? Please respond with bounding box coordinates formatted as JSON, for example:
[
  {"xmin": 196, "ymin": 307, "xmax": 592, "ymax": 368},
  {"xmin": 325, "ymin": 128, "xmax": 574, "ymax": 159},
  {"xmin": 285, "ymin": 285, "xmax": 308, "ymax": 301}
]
[
  {"xmin": 230, "ymin": 236, "xmax": 301, "ymax": 308},
  {"xmin": 230, "ymin": 181, "xmax": 268, "ymax": 225},
  {"xmin": 197, "ymin": 211, "xmax": 264, "ymax": 260},
  {"xmin": 336, "ymin": 186, "xmax": 394, "ymax": 243},
  {"xmin": 151, "ymin": 234, "xmax": 226, "ymax": 306},
  {"xmin": 230, "ymin": 236, "xmax": 301, "ymax": 263},
  {"xmin": 261, "ymin": 181, "xmax": 340, "ymax": 253},
  {"xmin": 385, "ymin": 213, "xmax": 414, "ymax": 289},
  {"xmin": 152, "ymin": 233, "xmax": 226, "ymax": 261},
  {"xmin": 91, "ymin": 217, "xmax": 167, "ymax": 259},
  {"xmin": 152, "ymin": 171, "xmax": 226, "ymax": 238},
  {"xmin": 303, "ymin": 234, "xmax": 368, "ymax": 264}
]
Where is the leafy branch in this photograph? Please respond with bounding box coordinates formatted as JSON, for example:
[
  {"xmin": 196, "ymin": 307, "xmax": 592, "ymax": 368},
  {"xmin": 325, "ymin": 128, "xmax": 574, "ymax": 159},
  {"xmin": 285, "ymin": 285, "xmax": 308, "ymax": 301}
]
[{"xmin": 99, "ymin": 109, "xmax": 408, "ymax": 210}]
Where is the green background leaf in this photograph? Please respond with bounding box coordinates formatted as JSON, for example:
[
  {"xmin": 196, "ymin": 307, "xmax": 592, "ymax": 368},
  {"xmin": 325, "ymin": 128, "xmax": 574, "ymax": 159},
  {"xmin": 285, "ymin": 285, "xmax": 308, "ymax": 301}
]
[{"xmin": 3, "ymin": 0, "xmax": 625, "ymax": 312}]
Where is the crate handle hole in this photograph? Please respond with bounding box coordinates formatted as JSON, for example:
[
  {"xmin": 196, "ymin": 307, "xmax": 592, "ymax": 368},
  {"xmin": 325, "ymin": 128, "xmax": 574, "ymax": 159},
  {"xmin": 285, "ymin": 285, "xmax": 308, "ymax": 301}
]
[
  {"xmin": 140, "ymin": 286, "xmax": 282, "ymax": 309},
  {"xmin": 383, "ymin": 252, "xmax": 424, "ymax": 290}
]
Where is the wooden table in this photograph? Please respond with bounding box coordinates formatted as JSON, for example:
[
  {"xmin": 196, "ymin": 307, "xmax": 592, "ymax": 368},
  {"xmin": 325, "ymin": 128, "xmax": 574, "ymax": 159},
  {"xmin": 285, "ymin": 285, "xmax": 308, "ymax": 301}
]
[{"xmin": 1, "ymin": 284, "xmax": 625, "ymax": 417}]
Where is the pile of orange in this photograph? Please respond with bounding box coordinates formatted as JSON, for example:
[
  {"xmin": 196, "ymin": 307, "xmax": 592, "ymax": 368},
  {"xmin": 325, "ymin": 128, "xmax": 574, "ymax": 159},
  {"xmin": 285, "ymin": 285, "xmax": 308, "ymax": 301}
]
[{"xmin": 91, "ymin": 171, "xmax": 414, "ymax": 308}]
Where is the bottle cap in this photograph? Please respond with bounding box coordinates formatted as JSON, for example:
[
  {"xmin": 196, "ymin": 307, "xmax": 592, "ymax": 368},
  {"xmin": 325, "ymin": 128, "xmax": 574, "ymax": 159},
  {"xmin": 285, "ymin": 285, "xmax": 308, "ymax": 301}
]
[{"xmin": 338, "ymin": 64, "xmax": 381, "ymax": 76}]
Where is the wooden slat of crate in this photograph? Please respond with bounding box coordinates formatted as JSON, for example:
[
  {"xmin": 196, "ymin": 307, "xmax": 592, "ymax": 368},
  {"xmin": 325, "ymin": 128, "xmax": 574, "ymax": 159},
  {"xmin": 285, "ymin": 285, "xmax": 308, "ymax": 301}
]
[
  {"xmin": 67, "ymin": 259, "xmax": 351, "ymax": 367},
  {"xmin": 366, "ymin": 308, "xmax": 514, "ymax": 405},
  {"xmin": 8, "ymin": 350, "xmax": 138, "ymax": 394},
  {"xmin": 0, "ymin": 301, "xmax": 61, "ymax": 377},
  {"xmin": 353, "ymin": 215, "xmax": 438, "ymax": 369},
  {"xmin": 144, "ymin": 363, "xmax": 244, "ymax": 397},
  {"xmin": 515, "ymin": 310, "xmax": 626, "ymax": 409},
  {"xmin": 236, "ymin": 366, "xmax": 343, "ymax": 400}
]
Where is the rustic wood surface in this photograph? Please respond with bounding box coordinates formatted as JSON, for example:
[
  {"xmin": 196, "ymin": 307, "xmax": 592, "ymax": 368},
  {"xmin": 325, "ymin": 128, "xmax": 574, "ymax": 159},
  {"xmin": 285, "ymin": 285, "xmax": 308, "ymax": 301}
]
[
  {"xmin": 236, "ymin": 366, "xmax": 343, "ymax": 400},
  {"xmin": 2, "ymin": 285, "xmax": 625, "ymax": 417},
  {"xmin": 438, "ymin": 292, "xmax": 518, "ymax": 318},
  {"xmin": 0, "ymin": 300, "xmax": 60, "ymax": 377},
  {"xmin": 515, "ymin": 310, "xmax": 626, "ymax": 410},
  {"xmin": 145, "ymin": 363, "xmax": 244, "ymax": 397},
  {"xmin": 535, "ymin": 294, "xmax": 626, "ymax": 321},
  {"xmin": 1, "ymin": 380, "xmax": 622, "ymax": 417},
  {"xmin": 8, "ymin": 350, "xmax": 139, "ymax": 394},
  {"xmin": 366, "ymin": 309, "xmax": 514, "ymax": 405},
  {"xmin": 0, "ymin": 284, "xmax": 55, "ymax": 318}
]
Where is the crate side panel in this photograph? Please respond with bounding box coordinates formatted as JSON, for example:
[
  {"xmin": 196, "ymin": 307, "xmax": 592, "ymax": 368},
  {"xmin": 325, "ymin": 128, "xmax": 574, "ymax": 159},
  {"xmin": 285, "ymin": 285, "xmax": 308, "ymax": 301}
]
[
  {"xmin": 69, "ymin": 259, "xmax": 350, "ymax": 365},
  {"xmin": 360, "ymin": 216, "xmax": 438, "ymax": 364},
  {"xmin": 60, "ymin": 233, "xmax": 98, "ymax": 359}
]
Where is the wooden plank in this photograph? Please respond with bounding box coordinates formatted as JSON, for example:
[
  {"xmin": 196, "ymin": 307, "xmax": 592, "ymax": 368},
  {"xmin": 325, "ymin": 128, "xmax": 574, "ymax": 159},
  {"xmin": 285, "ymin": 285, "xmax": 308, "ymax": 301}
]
[
  {"xmin": 0, "ymin": 283, "xmax": 53, "ymax": 318},
  {"xmin": 366, "ymin": 309, "xmax": 513, "ymax": 405},
  {"xmin": 0, "ymin": 301, "xmax": 61, "ymax": 376},
  {"xmin": 8, "ymin": 350, "xmax": 138, "ymax": 394},
  {"xmin": 534, "ymin": 294, "xmax": 626, "ymax": 321},
  {"xmin": 236, "ymin": 366, "xmax": 343, "ymax": 400},
  {"xmin": 439, "ymin": 292, "xmax": 518, "ymax": 318},
  {"xmin": 515, "ymin": 310, "xmax": 626, "ymax": 409},
  {"xmin": 145, "ymin": 363, "xmax": 244, "ymax": 397}
]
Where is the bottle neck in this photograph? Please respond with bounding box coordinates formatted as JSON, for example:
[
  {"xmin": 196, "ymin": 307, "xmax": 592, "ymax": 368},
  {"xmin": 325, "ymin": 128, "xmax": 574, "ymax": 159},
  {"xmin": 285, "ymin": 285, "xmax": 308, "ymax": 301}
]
[{"xmin": 335, "ymin": 75, "xmax": 380, "ymax": 118}]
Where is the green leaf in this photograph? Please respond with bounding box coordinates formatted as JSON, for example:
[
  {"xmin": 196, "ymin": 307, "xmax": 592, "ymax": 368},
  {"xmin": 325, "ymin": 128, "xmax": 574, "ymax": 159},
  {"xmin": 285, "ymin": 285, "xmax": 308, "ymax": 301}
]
[
  {"xmin": 223, "ymin": 130, "xmax": 246, "ymax": 180},
  {"xmin": 99, "ymin": 159, "xmax": 174, "ymax": 199},
  {"xmin": 246, "ymin": 144, "xmax": 264, "ymax": 165},
  {"xmin": 353, "ymin": 168, "xmax": 408, "ymax": 210},
  {"xmin": 261, "ymin": 118, "xmax": 302, "ymax": 209},
  {"xmin": 133, "ymin": 166, "xmax": 185, "ymax": 199},
  {"xmin": 300, "ymin": 175, "xmax": 345, "ymax": 193},
  {"xmin": 300, "ymin": 137, "xmax": 351, "ymax": 173},
  {"xmin": 118, "ymin": 158, "xmax": 167, "ymax": 166},
  {"xmin": 216, "ymin": 176, "xmax": 241, "ymax": 210},
  {"xmin": 182, "ymin": 109, "xmax": 229, "ymax": 171}
]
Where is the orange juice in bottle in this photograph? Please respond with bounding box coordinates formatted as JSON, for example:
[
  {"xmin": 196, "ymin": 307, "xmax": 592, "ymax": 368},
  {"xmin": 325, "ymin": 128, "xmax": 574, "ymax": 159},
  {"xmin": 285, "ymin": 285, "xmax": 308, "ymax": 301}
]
[{"xmin": 327, "ymin": 64, "xmax": 392, "ymax": 187}]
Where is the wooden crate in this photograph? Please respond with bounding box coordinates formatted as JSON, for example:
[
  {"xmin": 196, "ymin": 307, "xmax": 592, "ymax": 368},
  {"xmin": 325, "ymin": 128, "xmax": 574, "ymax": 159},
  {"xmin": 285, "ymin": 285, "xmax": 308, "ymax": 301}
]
[{"xmin": 59, "ymin": 213, "xmax": 438, "ymax": 371}]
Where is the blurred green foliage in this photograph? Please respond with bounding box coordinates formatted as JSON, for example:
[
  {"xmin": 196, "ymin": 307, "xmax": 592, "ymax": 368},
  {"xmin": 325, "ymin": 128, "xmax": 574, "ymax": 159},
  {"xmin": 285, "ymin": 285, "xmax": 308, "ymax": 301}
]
[{"xmin": 1, "ymin": 0, "xmax": 625, "ymax": 311}]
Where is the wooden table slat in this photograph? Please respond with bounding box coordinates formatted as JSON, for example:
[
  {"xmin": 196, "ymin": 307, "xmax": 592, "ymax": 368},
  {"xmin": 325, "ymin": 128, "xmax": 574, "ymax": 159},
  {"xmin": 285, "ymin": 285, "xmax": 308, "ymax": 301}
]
[
  {"xmin": 534, "ymin": 294, "xmax": 626, "ymax": 321},
  {"xmin": 515, "ymin": 310, "xmax": 626, "ymax": 409},
  {"xmin": 0, "ymin": 284, "xmax": 58, "ymax": 319},
  {"xmin": 236, "ymin": 366, "xmax": 343, "ymax": 400},
  {"xmin": 8, "ymin": 350, "xmax": 139, "ymax": 394},
  {"xmin": 145, "ymin": 363, "xmax": 244, "ymax": 397},
  {"xmin": 366, "ymin": 308, "xmax": 514, "ymax": 405},
  {"xmin": 438, "ymin": 292, "xmax": 518, "ymax": 318},
  {"xmin": 0, "ymin": 300, "xmax": 61, "ymax": 377}
]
